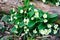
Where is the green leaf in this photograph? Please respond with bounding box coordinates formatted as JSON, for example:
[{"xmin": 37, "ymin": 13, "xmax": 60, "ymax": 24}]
[
  {"xmin": 10, "ymin": 9, "xmax": 14, "ymax": 14},
  {"xmin": 0, "ymin": 24, "xmax": 6, "ymax": 32},
  {"xmin": 27, "ymin": 21, "xmax": 36, "ymax": 28},
  {"xmin": 24, "ymin": 0, "xmax": 30, "ymax": 9},
  {"xmin": 0, "ymin": 36, "xmax": 9, "ymax": 40},
  {"xmin": 27, "ymin": 20, "xmax": 36, "ymax": 28},
  {"xmin": 49, "ymin": 14, "xmax": 58, "ymax": 18},
  {"xmin": 39, "ymin": 18, "xmax": 44, "ymax": 22},
  {"xmin": 38, "ymin": 23, "xmax": 46, "ymax": 30},
  {"xmin": 10, "ymin": 27, "xmax": 17, "ymax": 33},
  {"xmin": 14, "ymin": 19, "xmax": 20, "ymax": 25},
  {"xmin": 0, "ymin": 24, "xmax": 3, "ymax": 29},
  {"xmin": 18, "ymin": 6, "xmax": 23, "ymax": 12},
  {"xmin": 29, "ymin": 5, "xmax": 35, "ymax": 10},
  {"xmin": 38, "ymin": 9, "xmax": 44, "ymax": 17},
  {"xmin": 28, "ymin": 10, "xmax": 34, "ymax": 17},
  {"xmin": 49, "ymin": 17, "xmax": 58, "ymax": 22},
  {"xmin": 19, "ymin": 21, "xmax": 25, "ymax": 28},
  {"xmin": 1, "ymin": 15, "xmax": 10, "ymax": 23}
]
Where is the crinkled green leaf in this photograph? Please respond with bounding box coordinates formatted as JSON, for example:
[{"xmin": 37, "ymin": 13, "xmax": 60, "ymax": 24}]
[
  {"xmin": 18, "ymin": 6, "xmax": 23, "ymax": 12},
  {"xmin": 38, "ymin": 9, "xmax": 44, "ymax": 17},
  {"xmin": 10, "ymin": 27, "xmax": 17, "ymax": 33},
  {"xmin": 49, "ymin": 14, "xmax": 58, "ymax": 18},
  {"xmin": 38, "ymin": 23, "xmax": 46, "ymax": 30},
  {"xmin": 19, "ymin": 21, "xmax": 25, "ymax": 28},
  {"xmin": 27, "ymin": 20, "xmax": 36, "ymax": 28},
  {"xmin": 24, "ymin": 0, "xmax": 30, "ymax": 9},
  {"xmin": 49, "ymin": 17, "xmax": 58, "ymax": 23},
  {"xmin": 10, "ymin": 9, "xmax": 15, "ymax": 14},
  {"xmin": 1, "ymin": 15, "xmax": 10, "ymax": 23},
  {"xmin": 39, "ymin": 18, "xmax": 44, "ymax": 22},
  {"xmin": 28, "ymin": 10, "xmax": 34, "ymax": 17}
]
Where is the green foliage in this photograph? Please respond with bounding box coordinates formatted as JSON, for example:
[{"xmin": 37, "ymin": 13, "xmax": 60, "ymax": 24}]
[
  {"xmin": 41, "ymin": 0, "xmax": 60, "ymax": 6},
  {"xmin": 0, "ymin": 24, "xmax": 6, "ymax": 32},
  {"xmin": 1, "ymin": 15, "xmax": 10, "ymax": 23},
  {"xmin": 24, "ymin": 0, "xmax": 30, "ymax": 9},
  {"xmin": 1, "ymin": 0, "xmax": 59, "ymax": 40}
]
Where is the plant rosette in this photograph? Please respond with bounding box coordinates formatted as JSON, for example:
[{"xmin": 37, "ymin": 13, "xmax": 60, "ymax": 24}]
[{"xmin": 1, "ymin": 0, "xmax": 59, "ymax": 40}]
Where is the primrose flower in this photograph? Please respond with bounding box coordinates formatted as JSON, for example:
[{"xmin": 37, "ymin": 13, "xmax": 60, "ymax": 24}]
[
  {"xmin": 27, "ymin": 18, "xmax": 29, "ymax": 23},
  {"xmin": 24, "ymin": 18, "xmax": 27, "ymax": 23},
  {"xmin": 34, "ymin": 12, "xmax": 39, "ymax": 18},
  {"xmin": 14, "ymin": 25, "xmax": 18, "ymax": 28},
  {"xmin": 33, "ymin": 29, "xmax": 37, "ymax": 34},
  {"xmin": 39, "ymin": 29, "xmax": 51, "ymax": 35},
  {"xmin": 43, "ymin": 19, "xmax": 48, "ymax": 23},
  {"xmin": 26, "ymin": 29, "xmax": 29, "ymax": 32},
  {"xmin": 39, "ymin": 30, "xmax": 45, "ymax": 35},
  {"xmin": 47, "ymin": 24, "xmax": 52, "ymax": 28},
  {"xmin": 24, "ymin": 26, "xmax": 27, "ymax": 29},
  {"xmin": 54, "ymin": 24, "xmax": 58, "ymax": 29},
  {"xmin": 29, "ymin": 7, "xmax": 31, "ymax": 11},
  {"xmin": 24, "ymin": 18, "xmax": 29, "ymax": 25},
  {"xmin": 31, "ymin": 17, "xmax": 34, "ymax": 20},
  {"xmin": 53, "ymin": 30, "xmax": 57, "ymax": 34},
  {"xmin": 56, "ymin": 2, "xmax": 59, "ymax": 6},
  {"xmin": 45, "ymin": 29, "xmax": 51, "ymax": 35},
  {"xmin": 43, "ymin": 14, "xmax": 47, "ymax": 18},
  {"xmin": 48, "ymin": 29, "xmax": 51, "ymax": 33},
  {"xmin": 42, "ymin": 0, "xmax": 46, "ymax": 3},
  {"xmin": 20, "ymin": 10, "xmax": 23, "ymax": 13},
  {"xmin": 44, "ymin": 29, "xmax": 49, "ymax": 35},
  {"xmin": 14, "ymin": 17, "xmax": 17, "ymax": 19},
  {"xmin": 34, "ymin": 9, "xmax": 38, "ymax": 12}
]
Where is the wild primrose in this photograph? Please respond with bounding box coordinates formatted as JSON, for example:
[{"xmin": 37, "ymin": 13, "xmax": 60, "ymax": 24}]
[{"xmin": 7, "ymin": 0, "xmax": 59, "ymax": 39}]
